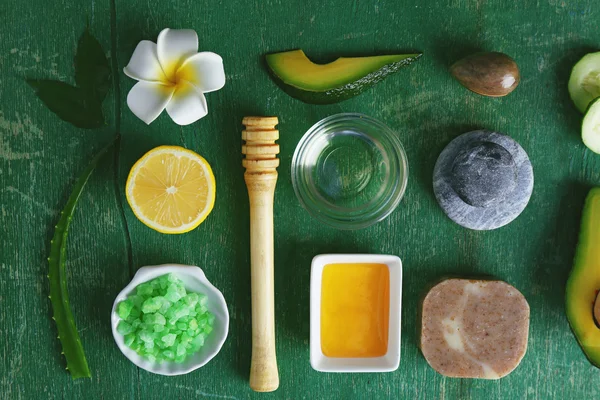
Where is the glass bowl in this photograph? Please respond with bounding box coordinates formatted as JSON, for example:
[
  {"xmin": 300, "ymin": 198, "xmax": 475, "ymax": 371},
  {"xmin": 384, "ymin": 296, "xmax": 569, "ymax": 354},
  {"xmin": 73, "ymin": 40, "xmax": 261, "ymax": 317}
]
[{"xmin": 292, "ymin": 113, "xmax": 408, "ymax": 230}]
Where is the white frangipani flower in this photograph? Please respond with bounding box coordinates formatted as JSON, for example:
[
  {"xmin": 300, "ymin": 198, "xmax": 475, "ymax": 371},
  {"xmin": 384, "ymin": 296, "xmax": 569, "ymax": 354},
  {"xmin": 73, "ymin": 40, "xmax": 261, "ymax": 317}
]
[{"xmin": 123, "ymin": 28, "xmax": 225, "ymax": 125}]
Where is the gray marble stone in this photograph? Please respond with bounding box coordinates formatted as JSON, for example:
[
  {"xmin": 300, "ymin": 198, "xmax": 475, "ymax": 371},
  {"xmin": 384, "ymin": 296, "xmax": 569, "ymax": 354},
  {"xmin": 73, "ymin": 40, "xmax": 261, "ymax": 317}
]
[{"xmin": 433, "ymin": 130, "xmax": 534, "ymax": 230}]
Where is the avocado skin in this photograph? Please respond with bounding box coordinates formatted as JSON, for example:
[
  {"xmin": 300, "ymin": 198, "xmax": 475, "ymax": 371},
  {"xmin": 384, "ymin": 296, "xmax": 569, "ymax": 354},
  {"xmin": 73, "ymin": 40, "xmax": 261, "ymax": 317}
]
[
  {"xmin": 267, "ymin": 53, "xmax": 422, "ymax": 105},
  {"xmin": 566, "ymin": 187, "xmax": 600, "ymax": 368}
]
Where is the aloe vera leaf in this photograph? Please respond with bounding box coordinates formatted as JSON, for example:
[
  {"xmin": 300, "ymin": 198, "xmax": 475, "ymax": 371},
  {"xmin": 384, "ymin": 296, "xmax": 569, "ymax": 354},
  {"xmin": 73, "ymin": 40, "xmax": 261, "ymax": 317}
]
[{"xmin": 48, "ymin": 140, "xmax": 114, "ymax": 378}]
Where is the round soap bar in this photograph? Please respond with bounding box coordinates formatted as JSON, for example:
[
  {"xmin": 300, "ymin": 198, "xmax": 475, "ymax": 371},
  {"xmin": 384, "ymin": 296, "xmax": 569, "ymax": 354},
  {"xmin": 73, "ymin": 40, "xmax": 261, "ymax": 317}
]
[
  {"xmin": 421, "ymin": 278, "xmax": 530, "ymax": 379},
  {"xmin": 433, "ymin": 130, "xmax": 533, "ymax": 230}
]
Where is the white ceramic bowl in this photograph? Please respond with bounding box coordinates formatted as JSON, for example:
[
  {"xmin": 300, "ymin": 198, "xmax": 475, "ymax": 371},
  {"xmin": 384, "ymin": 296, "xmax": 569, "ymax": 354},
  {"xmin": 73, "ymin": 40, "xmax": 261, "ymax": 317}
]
[
  {"xmin": 310, "ymin": 254, "xmax": 402, "ymax": 372},
  {"xmin": 111, "ymin": 264, "xmax": 229, "ymax": 376}
]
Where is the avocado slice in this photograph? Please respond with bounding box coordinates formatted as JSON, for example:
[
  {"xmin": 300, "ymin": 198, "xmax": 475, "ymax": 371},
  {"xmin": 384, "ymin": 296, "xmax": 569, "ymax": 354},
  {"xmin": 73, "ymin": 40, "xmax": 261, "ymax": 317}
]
[
  {"xmin": 566, "ymin": 187, "xmax": 600, "ymax": 367},
  {"xmin": 265, "ymin": 50, "xmax": 421, "ymax": 104}
]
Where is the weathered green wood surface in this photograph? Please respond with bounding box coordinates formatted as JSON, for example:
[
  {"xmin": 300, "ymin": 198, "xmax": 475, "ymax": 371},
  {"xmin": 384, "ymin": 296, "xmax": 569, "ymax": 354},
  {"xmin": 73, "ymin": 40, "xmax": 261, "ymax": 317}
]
[{"xmin": 2, "ymin": 0, "xmax": 600, "ymax": 398}]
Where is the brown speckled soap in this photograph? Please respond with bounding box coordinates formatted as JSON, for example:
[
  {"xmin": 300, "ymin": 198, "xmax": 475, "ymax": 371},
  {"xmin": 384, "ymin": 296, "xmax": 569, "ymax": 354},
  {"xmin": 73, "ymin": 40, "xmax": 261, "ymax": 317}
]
[{"xmin": 420, "ymin": 279, "xmax": 529, "ymax": 379}]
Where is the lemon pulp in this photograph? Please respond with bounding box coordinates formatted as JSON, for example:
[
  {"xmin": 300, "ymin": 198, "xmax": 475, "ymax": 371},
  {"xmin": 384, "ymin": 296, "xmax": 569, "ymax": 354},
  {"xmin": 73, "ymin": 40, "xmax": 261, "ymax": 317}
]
[{"xmin": 126, "ymin": 146, "xmax": 215, "ymax": 234}]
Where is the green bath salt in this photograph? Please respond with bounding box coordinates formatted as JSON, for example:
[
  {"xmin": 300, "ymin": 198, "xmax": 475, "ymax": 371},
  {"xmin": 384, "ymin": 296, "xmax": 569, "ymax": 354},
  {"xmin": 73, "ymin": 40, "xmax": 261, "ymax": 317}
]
[{"xmin": 116, "ymin": 273, "xmax": 215, "ymax": 363}]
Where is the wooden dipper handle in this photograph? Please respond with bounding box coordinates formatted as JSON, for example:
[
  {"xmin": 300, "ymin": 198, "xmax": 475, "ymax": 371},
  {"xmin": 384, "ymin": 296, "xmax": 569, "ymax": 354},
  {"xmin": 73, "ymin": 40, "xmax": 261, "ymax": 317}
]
[{"xmin": 242, "ymin": 116, "xmax": 280, "ymax": 392}]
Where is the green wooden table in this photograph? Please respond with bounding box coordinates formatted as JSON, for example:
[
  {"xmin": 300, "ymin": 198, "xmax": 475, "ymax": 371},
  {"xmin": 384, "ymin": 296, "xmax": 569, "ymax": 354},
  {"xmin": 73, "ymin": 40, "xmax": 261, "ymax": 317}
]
[{"xmin": 2, "ymin": 0, "xmax": 600, "ymax": 398}]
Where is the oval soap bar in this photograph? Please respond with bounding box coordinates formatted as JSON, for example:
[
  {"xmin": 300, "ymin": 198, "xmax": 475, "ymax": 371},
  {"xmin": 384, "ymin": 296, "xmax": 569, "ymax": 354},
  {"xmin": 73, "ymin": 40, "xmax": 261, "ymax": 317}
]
[{"xmin": 420, "ymin": 278, "xmax": 530, "ymax": 379}]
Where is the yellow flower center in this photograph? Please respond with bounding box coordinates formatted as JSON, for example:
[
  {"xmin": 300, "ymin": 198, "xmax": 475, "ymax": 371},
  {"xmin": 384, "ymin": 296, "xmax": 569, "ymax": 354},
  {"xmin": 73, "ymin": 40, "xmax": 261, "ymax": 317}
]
[{"xmin": 161, "ymin": 60, "xmax": 197, "ymax": 91}]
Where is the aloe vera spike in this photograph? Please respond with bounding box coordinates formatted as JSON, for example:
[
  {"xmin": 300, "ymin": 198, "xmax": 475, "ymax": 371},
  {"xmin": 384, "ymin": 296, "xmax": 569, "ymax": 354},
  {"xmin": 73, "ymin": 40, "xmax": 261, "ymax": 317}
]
[{"xmin": 48, "ymin": 140, "xmax": 115, "ymax": 379}]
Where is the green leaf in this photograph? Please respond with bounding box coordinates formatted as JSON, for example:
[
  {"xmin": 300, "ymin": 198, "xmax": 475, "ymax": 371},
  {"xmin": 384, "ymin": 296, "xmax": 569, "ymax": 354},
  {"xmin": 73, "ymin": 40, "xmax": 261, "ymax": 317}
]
[
  {"xmin": 74, "ymin": 29, "xmax": 111, "ymax": 102},
  {"xmin": 27, "ymin": 80, "xmax": 104, "ymax": 129},
  {"xmin": 48, "ymin": 139, "xmax": 115, "ymax": 378}
]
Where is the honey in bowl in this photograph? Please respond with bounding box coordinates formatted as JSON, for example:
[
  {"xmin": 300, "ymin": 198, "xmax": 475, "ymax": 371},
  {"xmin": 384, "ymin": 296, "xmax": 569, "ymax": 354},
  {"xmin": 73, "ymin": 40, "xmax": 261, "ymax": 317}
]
[{"xmin": 320, "ymin": 263, "xmax": 390, "ymax": 358}]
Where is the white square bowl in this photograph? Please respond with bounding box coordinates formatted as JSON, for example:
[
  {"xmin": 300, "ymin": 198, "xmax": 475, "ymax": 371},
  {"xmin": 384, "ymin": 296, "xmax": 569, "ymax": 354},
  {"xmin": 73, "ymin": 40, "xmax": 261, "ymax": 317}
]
[{"xmin": 310, "ymin": 254, "xmax": 402, "ymax": 373}]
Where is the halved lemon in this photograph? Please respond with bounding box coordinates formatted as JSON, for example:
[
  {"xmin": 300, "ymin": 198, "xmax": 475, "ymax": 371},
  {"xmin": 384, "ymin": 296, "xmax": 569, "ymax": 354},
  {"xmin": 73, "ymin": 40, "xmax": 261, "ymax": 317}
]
[{"xmin": 125, "ymin": 145, "xmax": 216, "ymax": 234}]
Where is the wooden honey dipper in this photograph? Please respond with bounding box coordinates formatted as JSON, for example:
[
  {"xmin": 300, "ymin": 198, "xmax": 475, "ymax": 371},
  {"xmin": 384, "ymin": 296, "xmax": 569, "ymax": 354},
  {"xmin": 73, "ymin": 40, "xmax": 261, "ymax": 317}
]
[{"xmin": 242, "ymin": 116, "xmax": 280, "ymax": 392}]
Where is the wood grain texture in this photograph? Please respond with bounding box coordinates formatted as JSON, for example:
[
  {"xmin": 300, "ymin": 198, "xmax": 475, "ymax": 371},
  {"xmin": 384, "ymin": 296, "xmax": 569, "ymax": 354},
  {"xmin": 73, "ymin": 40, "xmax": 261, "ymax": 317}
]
[
  {"xmin": 243, "ymin": 117, "xmax": 280, "ymax": 392},
  {"xmin": 2, "ymin": 0, "xmax": 600, "ymax": 398}
]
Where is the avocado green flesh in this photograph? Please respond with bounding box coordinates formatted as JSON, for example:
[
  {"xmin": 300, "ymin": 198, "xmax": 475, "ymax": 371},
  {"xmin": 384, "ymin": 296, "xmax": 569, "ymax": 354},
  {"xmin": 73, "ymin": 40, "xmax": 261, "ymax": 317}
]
[
  {"xmin": 566, "ymin": 187, "xmax": 600, "ymax": 368},
  {"xmin": 265, "ymin": 49, "xmax": 421, "ymax": 104}
]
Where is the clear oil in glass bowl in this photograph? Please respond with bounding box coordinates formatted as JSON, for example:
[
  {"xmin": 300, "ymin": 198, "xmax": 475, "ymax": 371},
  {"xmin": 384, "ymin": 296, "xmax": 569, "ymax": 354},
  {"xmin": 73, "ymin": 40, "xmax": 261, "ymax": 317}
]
[{"xmin": 292, "ymin": 113, "xmax": 408, "ymax": 230}]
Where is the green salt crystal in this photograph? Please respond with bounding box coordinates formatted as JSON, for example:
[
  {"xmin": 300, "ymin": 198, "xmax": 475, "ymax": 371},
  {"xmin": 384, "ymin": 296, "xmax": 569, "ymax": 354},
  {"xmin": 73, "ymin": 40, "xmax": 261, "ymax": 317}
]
[
  {"xmin": 147, "ymin": 354, "xmax": 156, "ymax": 363},
  {"xmin": 192, "ymin": 334, "xmax": 205, "ymax": 348},
  {"xmin": 197, "ymin": 305, "xmax": 208, "ymax": 314},
  {"xmin": 186, "ymin": 329, "xmax": 196, "ymax": 337},
  {"xmin": 129, "ymin": 294, "xmax": 144, "ymax": 308},
  {"xmin": 165, "ymin": 291, "xmax": 182, "ymax": 303},
  {"xmin": 199, "ymin": 294, "xmax": 208, "ymax": 306},
  {"xmin": 167, "ymin": 283, "xmax": 178, "ymax": 293},
  {"xmin": 167, "ymin": 282, "xmax": 186, "ymax": 297},
  {"xmin": 183, "ymin": 293, "xmax": 199, "ymax": 308},
  {"xmin": 176, "ymin": 322, "xmax": 187, "ymax": 330},
  {"xmin": 139, "ymin": 330, "xmax": 154, "ymax": 343},
  {"xmin": 161, "ymin": 333, "xmax": 177, "ymax": 347},
  {"xmin": 117, "ymin": 321, "xmax": 134, "ymax": 335},
  {"xmin": 143, "ymin": 313, "xmax": 156, "ymax": 324},
  {"xmin": 144, "ymin": 341, "xmax": 155, "ymax": 350},
  {"xmin": 158, "ymin": 278, "xmax": 168, "ymax": 290},
  {"xmin": 124, "ymin": 334, "xmax": 135, "ymax": 347},
  {"xmin": 156, "ymin": 298, "xmax": 171, "ymax": 314},
  {"xmin": 174, "ymin": 306, "xmax": 189, "ymax": 319},
  {"xmin": 141, "ymin": 296, "xmax": 163, "ymax": 313},
  {"xmin": 189, "ymin": 318, "xmax": 198, "ymax": 330},
  {"xmin": 137, "ymin": 282, "xmax": 153, "ymax": 296},
  {"xmin": 204, "ymin": 325, "xmax": 213, "ymax": 335},
  {"xmin": 139, "ymin": 323, "xmax": 150, "ymax": 332},
  {"xmin": 153, "ymin": 324, "xmax": 165, "ymax": 333},
  {"xmin": 165, "ymin": 307, "xmax": 176, "ymax": 318},
  {"xmin": 176, "ymin": 343, "xmax": 186, "ymax": 356},
  {"xmin": 163, "ymin": 350, "xmax": 175, "ymax": 359},
  {"xmin": 143, "ymin": 313, "xmax": 165, "ymax": 325},
  {"xmin": 128, "ymin": 307, "xmax": 141, "ymax": 319},
  {"xmin": 118, "ymin": 300, "xmax": 134, "ymax": 319},
  {"xmin": 207, "ymin": 313, "xmax": 215, "ymax": 325},
  {"xmin": 181, "ymin": 332, "xmax": 191, "ymax": 345},
  {"xmin": 167, "ymin": 273, "xmax": 178, "ymax": 283}
]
